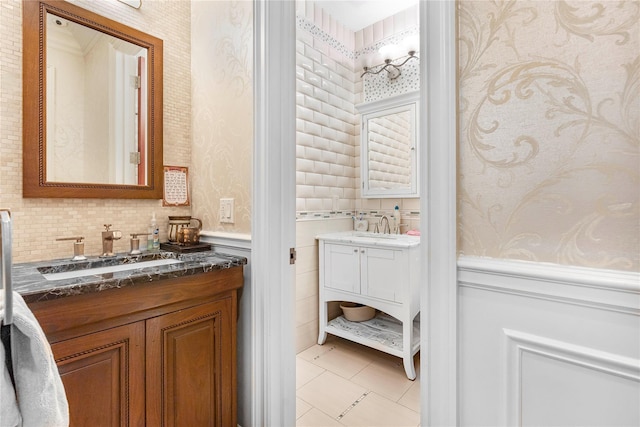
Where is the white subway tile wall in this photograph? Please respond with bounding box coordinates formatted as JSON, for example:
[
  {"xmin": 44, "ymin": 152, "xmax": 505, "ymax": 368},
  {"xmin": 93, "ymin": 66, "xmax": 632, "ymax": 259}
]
[
  {"xmin": 294, "ymin": 1, "xmax": 422, "ymax": 350},
  {"xmin": 295, "ymin": 0, "xmax": 421, "ymax": 221},
  {"xmin": 295, "ymin": 217, "xmax": 353, "ymax": 352}
]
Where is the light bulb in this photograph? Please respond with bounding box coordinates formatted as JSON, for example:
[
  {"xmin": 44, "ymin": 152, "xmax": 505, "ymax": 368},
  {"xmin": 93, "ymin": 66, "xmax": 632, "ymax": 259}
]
[
  {"xmin": 402, "ymin": 35, "xmax": 419, "ymax": 53},
  {"xmin": 356, "ymin": 55, "xmax": 368, "ymax": 70},
  {"xmin": 366, "ymin": 51, "xmax": 383, "ymax": 67},
  {"xmin": 378, "ymin": 44, "xmax": 398, "ymax": 61}
]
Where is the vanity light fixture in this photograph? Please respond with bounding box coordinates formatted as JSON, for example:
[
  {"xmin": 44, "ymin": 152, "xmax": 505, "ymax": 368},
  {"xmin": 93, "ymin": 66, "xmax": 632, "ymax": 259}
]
[{"xmin": 361, "ymin": 50, "xmax": 418, "ymax": 80}]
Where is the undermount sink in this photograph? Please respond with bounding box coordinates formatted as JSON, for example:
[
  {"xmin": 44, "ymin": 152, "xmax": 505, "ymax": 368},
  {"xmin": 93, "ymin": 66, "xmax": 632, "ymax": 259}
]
[{"xmin": 40, "ymin": 258, "xmax": 184, "ymax": 281}]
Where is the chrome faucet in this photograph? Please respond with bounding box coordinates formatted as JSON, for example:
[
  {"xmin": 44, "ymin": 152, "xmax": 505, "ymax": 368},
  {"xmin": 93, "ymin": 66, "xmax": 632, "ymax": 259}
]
[
  {"xmin": 101, "ymin": 224, "xmax": 122, "ymax": 257},
  {"xmin": 379, "ymin": 216, "xmax": 391, "ymax": 234}
]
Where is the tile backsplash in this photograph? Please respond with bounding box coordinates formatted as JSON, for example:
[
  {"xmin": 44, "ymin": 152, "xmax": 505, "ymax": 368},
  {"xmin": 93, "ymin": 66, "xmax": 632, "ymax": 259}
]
[{"xmin": 0, "ymin": 0, "xmax": 191, "ymax": 263}]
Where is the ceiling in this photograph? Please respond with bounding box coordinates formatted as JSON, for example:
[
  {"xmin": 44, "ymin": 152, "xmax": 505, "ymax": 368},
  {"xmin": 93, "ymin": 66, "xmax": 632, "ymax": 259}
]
[{"xmin": 314, "ymin": 0, "xmax": 418, "ymax": 32}]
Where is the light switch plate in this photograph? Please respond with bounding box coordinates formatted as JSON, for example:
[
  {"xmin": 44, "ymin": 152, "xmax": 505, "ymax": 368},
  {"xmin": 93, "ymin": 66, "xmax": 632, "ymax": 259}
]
[{"xmin": 219, "ymin": 198, "xmax": 234, "ymax": 224}]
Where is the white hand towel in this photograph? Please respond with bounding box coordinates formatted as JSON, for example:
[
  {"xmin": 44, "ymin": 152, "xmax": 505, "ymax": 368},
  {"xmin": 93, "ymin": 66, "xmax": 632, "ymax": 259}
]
[
  {"xmin": 1, "ymin": 292, "xmax": 69, "ymax": 427},
  {"xmin": 1, "ymin": 332, "xmax": 22, "ymax": 427}
]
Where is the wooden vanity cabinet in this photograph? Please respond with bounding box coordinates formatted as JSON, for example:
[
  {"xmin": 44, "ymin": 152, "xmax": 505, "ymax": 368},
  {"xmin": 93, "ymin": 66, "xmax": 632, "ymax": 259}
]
[
  {"xmin": 146, "ymin": 298, "xmax": 235, "ymax": 427},
  {"xmin": 27, "ymin": 266, "xmax": 243, "ymax": 427},
  {"xmin": 51, "ymin": 322, "xmax": 146, "ymax": 427}
]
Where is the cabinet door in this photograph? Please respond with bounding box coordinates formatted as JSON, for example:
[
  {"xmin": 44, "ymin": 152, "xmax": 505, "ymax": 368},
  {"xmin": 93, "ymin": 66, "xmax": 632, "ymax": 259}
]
[
  {"xmin": 146, "ymin": 298, "xmax": 236, "ymax": 427},
  {"xmin": 361, "ymin": 247, "xmax": 406, "ymax": 302},
  {"xmin": 324, "ymin": 243, "xmax": 361, "ymax": 293},
  {"xmin": 51, "ymin": 322, "xmax": 146, "ymax": 427}
]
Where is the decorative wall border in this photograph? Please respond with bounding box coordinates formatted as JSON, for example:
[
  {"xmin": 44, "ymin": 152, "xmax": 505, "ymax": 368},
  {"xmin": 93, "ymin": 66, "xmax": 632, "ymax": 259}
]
[
  {"xmin": 295, "ymin": 13, "xmax": 419, "ymax": 62},
  {"xmin": 501, "ymin": 328, "xmax": 640, "ymax": 426},
  {"xmin": 458, "ymin": 256, "xmax": 640, "ymax": 314},
  {"xmin": 296, "ymin": 13, "xmax": 420, "ymax": 102},
  {"xmin": 295, "ymin": 14, "xmax": 354, "ymax": 60},
  {"xmin": 295, "ymin": 210, "xmax": 421, "ymax": 221},
  {"xmin": 356, "ymin": 27, "xmax": 419, "ymax": 59}
]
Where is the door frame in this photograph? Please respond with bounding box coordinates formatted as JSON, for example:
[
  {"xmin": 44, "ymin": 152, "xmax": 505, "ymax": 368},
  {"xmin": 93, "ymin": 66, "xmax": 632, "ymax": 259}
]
[
  {"xmin": 251, "ymin": 1, "xmax": 297, "ymax": 426},
  {"xmin": 421, "ymin": 2, "xmax": 458, "ymax": 425},
  {"xmin": 251, "ymin": 1, "xmax": 458, "ymax": 425}
]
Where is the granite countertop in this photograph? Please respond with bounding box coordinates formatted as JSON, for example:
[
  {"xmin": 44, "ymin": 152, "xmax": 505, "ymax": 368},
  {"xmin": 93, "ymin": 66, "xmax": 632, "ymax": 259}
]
[
  {"xmin": 316, "ymin": 230, "xmax": 420, "ymax": 248},
  {"xmin": 13, "ymin": 250, "xmax": 247, "ymax": 304}
]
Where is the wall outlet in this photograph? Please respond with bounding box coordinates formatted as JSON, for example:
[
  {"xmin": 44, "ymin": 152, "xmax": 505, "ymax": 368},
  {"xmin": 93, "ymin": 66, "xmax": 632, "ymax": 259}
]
[{"xmin": 219, "ymin": 198, "xmax": 234, "ymax": 224}]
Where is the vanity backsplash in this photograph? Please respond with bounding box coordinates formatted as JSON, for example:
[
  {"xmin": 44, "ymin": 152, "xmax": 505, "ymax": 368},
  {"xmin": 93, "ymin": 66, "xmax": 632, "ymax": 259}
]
[{"xmin": 2, "ymin": 0, "xmax": 191, "ymax": 263}]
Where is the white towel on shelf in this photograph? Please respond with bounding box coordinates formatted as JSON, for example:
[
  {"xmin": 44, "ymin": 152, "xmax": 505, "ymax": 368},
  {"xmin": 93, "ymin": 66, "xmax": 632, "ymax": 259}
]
[{"xmin": 0, "ymin": 292, "xmax": 69, "ymax": 427}]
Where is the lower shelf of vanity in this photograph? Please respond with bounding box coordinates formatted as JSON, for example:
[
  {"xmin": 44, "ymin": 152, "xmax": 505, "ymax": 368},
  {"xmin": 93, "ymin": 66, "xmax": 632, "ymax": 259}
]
[{"xmin": 325, "ymin": 312, "xmax": 420, "ymax": 359}]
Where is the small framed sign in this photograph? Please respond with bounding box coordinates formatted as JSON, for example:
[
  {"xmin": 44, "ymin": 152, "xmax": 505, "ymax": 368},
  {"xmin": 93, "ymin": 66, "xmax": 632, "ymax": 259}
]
[{"xmin": 163, "ymin": 166, "xmax": 190, "ymax": 206}]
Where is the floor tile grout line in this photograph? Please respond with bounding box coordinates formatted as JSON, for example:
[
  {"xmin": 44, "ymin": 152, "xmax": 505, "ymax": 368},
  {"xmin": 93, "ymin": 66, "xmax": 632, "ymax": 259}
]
[
  {"xmin": 311, "ymin": 344, "xmax": 337, "ymax": 361},
  {"xmin": 395, "ymin": 379, "xmax": 419, "ymax": 405},
  {"xmin": 295, "ymin": 396, "xmax": 315, "ymax": 421},
  {"xmin": 335, "ymin": 391, "xmax": 371, "ymax": 421},
  {"xmin": 295, "ymin": 361, "xmax": 327, "ymax": 390},
  {"xmin": 295, "ymin": 361, "xmax": 421, "ymax": 424},
  {"xmin": 296, "ymin": 405, "xmax": 313, "ymax": 421},
  {"xmin": 304, "ymin": 346, "xmax": 378, "ymax": 382}
]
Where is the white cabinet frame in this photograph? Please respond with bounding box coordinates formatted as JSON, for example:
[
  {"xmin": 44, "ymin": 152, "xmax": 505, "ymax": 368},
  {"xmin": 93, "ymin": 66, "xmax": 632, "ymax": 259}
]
[{"xmin": 318, "ymin": 238, "xmax": 421, "ymax": 380}]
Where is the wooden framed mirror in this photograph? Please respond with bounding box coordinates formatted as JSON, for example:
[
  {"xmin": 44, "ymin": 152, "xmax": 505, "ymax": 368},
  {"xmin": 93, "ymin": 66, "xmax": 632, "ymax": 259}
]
[{"xmin": 23, "ymin": 0, "xmax": 163, "ymax": 198}]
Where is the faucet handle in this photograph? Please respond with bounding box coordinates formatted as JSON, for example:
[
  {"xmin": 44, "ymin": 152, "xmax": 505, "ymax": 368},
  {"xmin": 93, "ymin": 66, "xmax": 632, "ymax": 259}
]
[
  {"xmin": 56, "ymin": 236, "xmax": 84, "ymax": 243},
  {"xmin": 103, "ymin": 224, "xmax": 112, "ymax": 231},
  {"xmin": 130, "ymin": 232, "xmax": 151, "ymax": 239},
  {"xmin": 396, "ymin": 223, "xmax": 408, "ymax": 234},
  {"xmin": 56, "ymin": 236, "xmax": 86, "ymax": 261}
]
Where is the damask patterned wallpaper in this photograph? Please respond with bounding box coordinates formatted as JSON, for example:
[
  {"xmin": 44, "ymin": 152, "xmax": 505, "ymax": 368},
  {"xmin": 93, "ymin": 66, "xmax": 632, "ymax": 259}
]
[
  {"xmin": 191, "ymin": 1, "xmax": 253, "ymax": 234},
  {"xmin": 458, "ymin": 1, "xmax": 639, "ymax": 271}
]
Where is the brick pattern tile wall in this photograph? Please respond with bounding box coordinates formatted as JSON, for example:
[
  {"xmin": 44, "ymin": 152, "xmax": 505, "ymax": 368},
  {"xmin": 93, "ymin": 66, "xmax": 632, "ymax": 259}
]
[
  {"xmin": 0, "ymin": 0, "xmax": 191, "ymax": 262},
  {"xmin": 294, "ymin": 1, "xmax": 422, "ymax": 351}
]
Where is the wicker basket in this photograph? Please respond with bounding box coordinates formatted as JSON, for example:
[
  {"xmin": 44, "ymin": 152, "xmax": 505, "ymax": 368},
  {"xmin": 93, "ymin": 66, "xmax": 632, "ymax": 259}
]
[{"xmin": 340, "ymin": 302, "xmax": 375, "ymax": 322}]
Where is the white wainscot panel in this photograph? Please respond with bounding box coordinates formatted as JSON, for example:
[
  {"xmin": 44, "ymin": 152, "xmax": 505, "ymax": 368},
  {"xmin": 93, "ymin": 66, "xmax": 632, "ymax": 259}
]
[
  {"xmin": 457, "ymin": 256, "xmax": 640, "ymax": 427},
  {"xmin": 503, "ymin": 329, "xmax": 640, "ymax": 427}
]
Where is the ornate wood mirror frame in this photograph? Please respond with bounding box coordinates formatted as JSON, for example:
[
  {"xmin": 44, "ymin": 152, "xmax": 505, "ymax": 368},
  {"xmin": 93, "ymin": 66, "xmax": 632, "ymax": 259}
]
[{"xmin": 23, "ymin": 0, "xmax": 163, "ymax": 198}]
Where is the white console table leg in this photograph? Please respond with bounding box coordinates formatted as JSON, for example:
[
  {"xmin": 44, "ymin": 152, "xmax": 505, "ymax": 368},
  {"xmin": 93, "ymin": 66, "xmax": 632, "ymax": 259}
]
[
  {"xmin": 318, "ymin": 300, "xmax": 327, "ymax": 345},
  {"xmin": 402, "ymin": 318, "xmax": 416, "ymax": 380}
]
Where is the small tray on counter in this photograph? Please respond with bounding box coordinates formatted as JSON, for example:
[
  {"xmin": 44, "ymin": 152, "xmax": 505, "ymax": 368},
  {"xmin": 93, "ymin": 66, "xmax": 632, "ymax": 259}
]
[{"xmin": 159, "ymin": 242, "xmax": 212, "ymax": 253}]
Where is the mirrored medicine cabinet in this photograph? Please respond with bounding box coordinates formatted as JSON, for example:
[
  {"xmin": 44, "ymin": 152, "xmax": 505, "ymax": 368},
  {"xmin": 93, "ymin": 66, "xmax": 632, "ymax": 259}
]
[
  {"xmin": 356, "ymin": 91, "xmax": 420, "ymax": 198},
  {"xmin": 23, "ymin": 0, "xmax": 164, "ymax": 198}
]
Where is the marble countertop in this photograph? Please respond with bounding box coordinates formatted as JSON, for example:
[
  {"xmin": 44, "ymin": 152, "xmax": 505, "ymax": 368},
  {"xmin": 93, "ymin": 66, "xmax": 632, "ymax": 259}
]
[
  {"xmin": 13, "ymin": 250, "xmax": 247, "ymax": 304},
  {"xmin": 316, "ymin": 230, "xmax": 420, "ymax": 248}
]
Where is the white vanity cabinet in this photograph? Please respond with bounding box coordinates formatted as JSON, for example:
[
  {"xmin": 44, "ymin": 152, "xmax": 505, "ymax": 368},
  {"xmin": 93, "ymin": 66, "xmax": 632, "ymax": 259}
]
[{"xmin": 317, "ymin": 231, "xmax": 420, "ymax": 380}]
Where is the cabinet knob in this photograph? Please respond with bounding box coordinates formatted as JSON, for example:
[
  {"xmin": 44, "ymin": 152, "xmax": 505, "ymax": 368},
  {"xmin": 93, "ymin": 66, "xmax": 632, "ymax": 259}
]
[
  {"xmin": 353, "ymin": 249, "xmax": 358, "ymax": 253},
  {"xmin": 361, "ymin": 249, "xmax": 365, "ymax": 254}
]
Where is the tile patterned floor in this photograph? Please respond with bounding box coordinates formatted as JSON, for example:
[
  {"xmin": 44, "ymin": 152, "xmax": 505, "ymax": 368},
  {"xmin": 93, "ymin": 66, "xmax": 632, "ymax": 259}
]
[{"xmin": 296, "ymin": 336, "xmax": 420, "ymax": 427}]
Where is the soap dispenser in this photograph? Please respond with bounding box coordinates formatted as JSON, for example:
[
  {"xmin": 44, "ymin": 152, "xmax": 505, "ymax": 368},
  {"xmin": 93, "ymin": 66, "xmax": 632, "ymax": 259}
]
[
  {"xmin": 149, "ymin": 212, "xmax": 160, "ymax": 250},
  {"xmin": 393, "ymin": 205, "xmax": 401, "ymax": 234}
]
